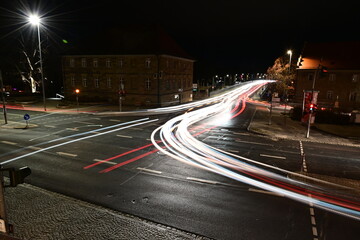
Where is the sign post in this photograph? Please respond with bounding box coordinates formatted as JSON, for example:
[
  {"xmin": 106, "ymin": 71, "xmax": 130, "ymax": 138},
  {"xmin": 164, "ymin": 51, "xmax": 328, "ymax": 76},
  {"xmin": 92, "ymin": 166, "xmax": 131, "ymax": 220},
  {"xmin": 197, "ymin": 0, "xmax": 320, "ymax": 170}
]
[{"xmin": 24, "ymin": 113, "xmax": 30, "ymax": 128}]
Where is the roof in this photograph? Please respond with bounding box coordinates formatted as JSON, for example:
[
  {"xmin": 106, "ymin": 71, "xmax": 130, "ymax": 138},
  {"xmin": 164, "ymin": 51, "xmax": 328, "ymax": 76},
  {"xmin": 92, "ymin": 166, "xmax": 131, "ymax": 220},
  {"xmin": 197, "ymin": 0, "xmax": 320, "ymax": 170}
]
[
  {"xmin": 70, "ymin": 25, "xmax": 194, "ymax": 60},
  {"xmin": 298, "ymin": 41, "xmax": 360, "ymax": 70}
]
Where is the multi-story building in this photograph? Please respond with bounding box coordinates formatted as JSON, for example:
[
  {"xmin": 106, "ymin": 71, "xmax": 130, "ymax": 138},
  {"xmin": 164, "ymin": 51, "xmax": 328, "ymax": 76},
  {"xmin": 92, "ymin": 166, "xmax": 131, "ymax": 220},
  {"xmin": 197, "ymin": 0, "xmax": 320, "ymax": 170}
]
[
  {"xmin": 62, "ymin": 26, "xmax": 195, "ymax": 107},
  {"xmin": 294, "ymin": 41, "xmax": 360, "ymax": 112}
]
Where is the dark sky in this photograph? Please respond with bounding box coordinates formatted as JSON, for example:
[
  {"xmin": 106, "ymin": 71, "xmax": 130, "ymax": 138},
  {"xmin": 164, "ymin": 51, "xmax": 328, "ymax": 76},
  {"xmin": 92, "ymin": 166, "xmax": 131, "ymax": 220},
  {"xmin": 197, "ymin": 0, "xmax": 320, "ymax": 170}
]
[{"xmin": 1, "ymin": 0, "xmax": 360, "ymax": 77}]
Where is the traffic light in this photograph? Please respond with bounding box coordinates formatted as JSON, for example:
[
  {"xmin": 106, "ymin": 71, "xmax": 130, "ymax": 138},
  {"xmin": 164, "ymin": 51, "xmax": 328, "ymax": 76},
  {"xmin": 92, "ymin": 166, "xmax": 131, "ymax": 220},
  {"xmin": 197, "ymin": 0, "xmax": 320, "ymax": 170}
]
[
  {"xmin": 319, "ymin": 66, "xmax": 328, "ymax": 78},
  {"xmin": 309, "ymin": 104, "xmax": 317, "ymax": 113}
]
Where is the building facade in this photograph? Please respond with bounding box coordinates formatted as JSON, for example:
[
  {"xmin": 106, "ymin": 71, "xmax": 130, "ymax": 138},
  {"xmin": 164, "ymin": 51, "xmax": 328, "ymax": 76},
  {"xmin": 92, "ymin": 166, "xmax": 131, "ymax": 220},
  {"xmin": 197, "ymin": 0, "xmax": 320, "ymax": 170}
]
[
  {"xmin": 295, "ymin": 42, "xmax": 360, "ymax": 112},
  {"xmin": 62, "ymin": 54, "xmax": 194, "ymax": 107}
]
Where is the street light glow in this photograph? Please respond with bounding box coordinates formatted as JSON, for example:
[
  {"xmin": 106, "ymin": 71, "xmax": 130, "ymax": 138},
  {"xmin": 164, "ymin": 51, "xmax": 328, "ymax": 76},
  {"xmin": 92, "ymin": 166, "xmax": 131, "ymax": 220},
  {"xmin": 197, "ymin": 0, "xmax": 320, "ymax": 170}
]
[
  {"xmin": 28, "ymin": 14, "xmax": 41, "ymax": 26},
  {"xmin": 287, "ymin": 50, "xmax": 292, "ymax": 55}
]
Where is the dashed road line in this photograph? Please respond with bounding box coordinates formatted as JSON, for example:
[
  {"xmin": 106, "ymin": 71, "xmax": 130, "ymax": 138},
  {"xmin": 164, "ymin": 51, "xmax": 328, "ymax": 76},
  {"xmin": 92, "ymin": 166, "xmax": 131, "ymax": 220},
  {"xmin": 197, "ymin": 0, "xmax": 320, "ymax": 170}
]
[
  {"xmin": 300, "ymin": 141, "xmax": 319, "ymax": 240},
  {"xmin": 93, "ymin": 159, "xmax": 117, "ymax": 165},
  {"xmin": 186, "ymin": 177, "xmax": 218, "ymax": 185},
  {"xmin": 28, "ymin": 146, "xmax": 42, "ymax": 151},
  {"xmin": 235, "ymin": 139, "xmax": 273, "ymax": 146},
  {"xmin": 44, "ymin": 125, "xmax": 56, "ymax": 128},
  {"xmin": 110, "ymin": 119, "xmax": 122, "ymax": 122},
  {"xmin": 137, "ymin": 167, "xmax": 162, "ymax": 174},
  {"xmin": 227, "ymin": 149, "xmax": 239, "ymax": 153},
  {"xmin": 1, "ymin": 141, "xmax": 17, "ymax": 145},
  {"xmin": 56, "ymin": 152, "xmax": 78, "ymax": 157},
  {"xmin": 248, "ymin": 188, "xmax": 284, "ymax": 197},
  {"xmin": 260, "ymin": 154, "xmax": 286, "ymax": 160},
  {"xmin": 116, "ymin": 135, "xmax": 133, "ymax": 138}
]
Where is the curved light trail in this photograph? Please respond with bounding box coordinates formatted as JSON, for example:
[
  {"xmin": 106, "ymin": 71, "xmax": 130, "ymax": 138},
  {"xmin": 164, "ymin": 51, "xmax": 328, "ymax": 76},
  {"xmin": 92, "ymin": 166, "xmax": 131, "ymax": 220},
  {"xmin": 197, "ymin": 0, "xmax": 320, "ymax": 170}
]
[{"xmin": 151, "ymin": 80, "xmax": 360, "ymax": 221}]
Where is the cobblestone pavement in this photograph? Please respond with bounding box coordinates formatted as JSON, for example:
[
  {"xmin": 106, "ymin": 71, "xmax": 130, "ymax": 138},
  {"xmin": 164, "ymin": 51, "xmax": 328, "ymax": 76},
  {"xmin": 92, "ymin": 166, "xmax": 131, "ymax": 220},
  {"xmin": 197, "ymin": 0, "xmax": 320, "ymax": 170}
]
[{"xmin": 3, "ymin": 182, "xmax": 209, "ymax": 240}]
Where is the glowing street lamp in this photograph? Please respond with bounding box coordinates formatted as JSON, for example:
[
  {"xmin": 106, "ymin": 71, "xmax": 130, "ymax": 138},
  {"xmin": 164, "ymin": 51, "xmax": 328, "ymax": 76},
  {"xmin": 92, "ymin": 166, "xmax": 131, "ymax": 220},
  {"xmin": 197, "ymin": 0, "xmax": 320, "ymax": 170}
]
[
  {"xmin": 75, "ymin": 89, "xmax": 80, "ymax": 112},
  {"xmin": 28, "ymin": 14, "xmax": 46, "ymax": 111},
  {"xmin": 287, "ymin": 50, "xmax": 292, "ymax": 72}
]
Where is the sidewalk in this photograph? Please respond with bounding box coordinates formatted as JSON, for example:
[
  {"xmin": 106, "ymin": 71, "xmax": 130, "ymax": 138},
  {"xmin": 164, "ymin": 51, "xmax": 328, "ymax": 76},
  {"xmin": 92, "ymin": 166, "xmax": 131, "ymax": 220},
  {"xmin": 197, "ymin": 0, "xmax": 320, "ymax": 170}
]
[
  {"xmin": 248, "ymin": 104, "xmax": 360, "ymax": 147},
  {"xmin": 2, "ymin": 181, "xmax": 208, "ymax": 240}
]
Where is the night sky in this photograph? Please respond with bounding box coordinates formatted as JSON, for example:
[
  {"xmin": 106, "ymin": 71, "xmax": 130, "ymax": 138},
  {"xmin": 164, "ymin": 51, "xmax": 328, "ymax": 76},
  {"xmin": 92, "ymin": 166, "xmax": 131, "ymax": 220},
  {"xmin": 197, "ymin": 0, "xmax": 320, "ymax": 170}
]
[{"xmin": 1, "ymin": 0, "xmax": 360, "ymax": 78}]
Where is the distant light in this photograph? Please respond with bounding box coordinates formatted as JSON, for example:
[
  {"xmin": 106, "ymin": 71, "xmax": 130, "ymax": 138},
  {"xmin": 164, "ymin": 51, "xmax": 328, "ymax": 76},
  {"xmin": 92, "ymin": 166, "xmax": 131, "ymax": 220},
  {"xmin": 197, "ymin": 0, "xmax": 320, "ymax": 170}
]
[
  {"xmin": 62, "ymin": 39, "xmax": 68, "ymax": 44},
  {"xmin": 28, "ymin": 14, "xmax": 41, "ymax": 26},
  {"xmin": 75, "ymin": 89, "xmax": 80, "ymax": 94},
  {"xmin": 287, "ymin": 50, "xmax": 292, "ymax": 55}
]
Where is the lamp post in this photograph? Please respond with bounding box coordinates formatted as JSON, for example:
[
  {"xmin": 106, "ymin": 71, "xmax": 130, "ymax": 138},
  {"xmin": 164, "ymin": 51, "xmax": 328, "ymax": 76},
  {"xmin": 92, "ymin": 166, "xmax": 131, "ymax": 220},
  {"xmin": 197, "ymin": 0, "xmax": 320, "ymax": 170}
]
[
  {"xmin": 29, "ymin": 14, "xmax": 46, "ymax": 111},
  {"xmin": 284, "ymin": 50, "xmax": 293, "ymax": 125},
  {"xmin": 75, "ymin": 89, "xmax": 80, "ymax": 112}
]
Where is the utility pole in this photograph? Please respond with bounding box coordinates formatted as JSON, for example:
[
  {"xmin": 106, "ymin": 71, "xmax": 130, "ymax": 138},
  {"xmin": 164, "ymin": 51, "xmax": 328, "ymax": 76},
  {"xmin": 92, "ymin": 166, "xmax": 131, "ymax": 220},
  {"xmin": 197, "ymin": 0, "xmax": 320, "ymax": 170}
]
[
  {"xmin": 0, "ymin": 70, "xmax": 8, "ymax": 124},
  {"xmin": 306, "ymin": 64, "xmax": 320, "ymax": 138}
]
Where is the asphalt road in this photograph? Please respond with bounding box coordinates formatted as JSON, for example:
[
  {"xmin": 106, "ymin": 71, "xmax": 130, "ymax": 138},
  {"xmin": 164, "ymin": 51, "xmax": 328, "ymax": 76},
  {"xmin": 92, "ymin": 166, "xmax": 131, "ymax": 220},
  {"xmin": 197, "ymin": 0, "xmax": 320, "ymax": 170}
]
[{"xmin": 1, "ymin": 101, "xmax": 360, "ymax": 239}]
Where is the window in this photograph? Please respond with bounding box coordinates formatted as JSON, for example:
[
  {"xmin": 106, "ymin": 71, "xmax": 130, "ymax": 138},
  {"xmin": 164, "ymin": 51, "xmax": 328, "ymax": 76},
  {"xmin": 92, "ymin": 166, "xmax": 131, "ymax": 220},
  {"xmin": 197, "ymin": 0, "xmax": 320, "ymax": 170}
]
[
  {"xmin": 119, "ymin": 77, "xmax": 124, "ymax": 90},
  {"xmin": 145, "ymin": 78, "xmax": 151, "ymax": 90},
  {"xmin": 82, "ymin": 76, "xmax": 87, "ymax": 87},
  {"xmin": 308, "ymin": 74, "xmax": 314, "ymax": 81},
  {"xmin": 107, "ymin": 77, "xmax": 112, "ymax": 88},
  {"xmin": 326, "ymin": 91, "xmax": 333, "ymax": 100},
  {"xmin": 352, "ymin": 74, "xmax": 359, "ymax": 83},
  {"xmin": 349, "ymin": 92, "xmax": 357, "ymax": 102},
  {"xmin": 329, "ymin": 73, "xmax": 336, "ymax": 82},
  {"xmin": 118, "ymin": 59, "xmax": 123, "ymax": 68},
  {"xmin": 70, "ymin": 76, "xmax": 75, "ymax": 87},
  {"xmin": 94, "ymin": 78, "xmax": 99, "ymax": 88},
  {"xmin": 106, "ymin": 59, "xmax": 111, "ymax": 68},
  {"xmin": 93, "ymin": 59, "xmax": 98, "ymax": 67},
  {"xmin": 81, "ymin": 58, "xmax": 87, "ymax": 67},
  {"xmin": 70, "ymin": 59, "xmax": 75, "ymax": 67},
  {"xmin": 145, "ymin": 58, "xmax": 151, "ymax": 68},
  {"xmin": 159, "ymin": 71, "xmax": 163, "ymax": 79}
]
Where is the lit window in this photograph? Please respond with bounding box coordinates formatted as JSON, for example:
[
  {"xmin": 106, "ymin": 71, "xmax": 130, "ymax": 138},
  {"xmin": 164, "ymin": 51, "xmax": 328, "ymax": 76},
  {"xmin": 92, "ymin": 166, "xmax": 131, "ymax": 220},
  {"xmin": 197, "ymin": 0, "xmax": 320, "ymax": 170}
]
[
  {"xmin": 352, "ymin": 74, "xmax": 359, "ymax": 83},
  {"xmin": 326, "ymin": 91, "xmax": 333, "ymax": 100},
  {"xmin": 94, "ymin": 78, "xmax": 99, "ymax": 88},
  {"xmin": 93, "ymin": 59, "xmax": 98, "ymax": 67},
  {"xmin": 81, "ymin": 58, "xmax": 87, "ymax": 67},
  {"xmin": 145, "ymin": 78, "xmax": 151, "ymax": 90},
  {"xmin": 82, "ymin": 76, "xmax": 87, "ymax": 87},
  {"xmin": 106, "ymin": 59, "xmax": 111, "ymax": 68},
  {"xmin": 145, "ymin": 58, "xmax": 151, "ymax": 68},
  {"xmin": 107, "ymin": 77, "xmax": 112, "ymax": 88},
  {"xmin": 329, "ymin": 73, "xmax": 336, "ymax": 82},
  {"xmin": 70, "ymin": 76, "xmax": 75, "ymax": 87},
  {"xmin": 70, "ymin": 59, "xmax": 75, "ymax": 67}
]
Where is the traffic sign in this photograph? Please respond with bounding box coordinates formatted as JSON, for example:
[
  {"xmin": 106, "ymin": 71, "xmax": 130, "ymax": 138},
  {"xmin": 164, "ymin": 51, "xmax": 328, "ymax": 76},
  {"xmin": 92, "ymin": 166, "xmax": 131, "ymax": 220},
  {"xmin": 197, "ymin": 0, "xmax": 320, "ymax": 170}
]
[{"xmin": 24, "ymin": 114, "xmax": 30, "ymax": 121}]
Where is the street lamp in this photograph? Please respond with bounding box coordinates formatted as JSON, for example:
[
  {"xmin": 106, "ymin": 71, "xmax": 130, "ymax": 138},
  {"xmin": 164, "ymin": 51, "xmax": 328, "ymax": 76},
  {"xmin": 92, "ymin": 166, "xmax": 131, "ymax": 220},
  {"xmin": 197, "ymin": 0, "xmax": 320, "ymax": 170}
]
[
  {"xmin": 287, "ymin": 50, "xmax": 292, "ymax": 73},
  {"xmin": 75, "ymin": 89, "xmax": 80, "ymax": 112},
  {"xmin": 28, "ymin": 14, "xmax": 46, "ymax": 111}
]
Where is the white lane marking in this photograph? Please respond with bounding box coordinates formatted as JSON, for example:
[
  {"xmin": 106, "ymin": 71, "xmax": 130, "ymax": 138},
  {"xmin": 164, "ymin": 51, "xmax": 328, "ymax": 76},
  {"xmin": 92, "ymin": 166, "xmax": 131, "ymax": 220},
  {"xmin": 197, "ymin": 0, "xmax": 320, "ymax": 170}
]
[
  {"xmin": 1, "ymin": 141, "xmax": 17, "ymax": 145},
  {"xmin": 260, "ymin": 154, "xmax": 286, "ymax": 160},
  {"xmin": 75, "ymin": 121, "xmax": 94, "ymax": 125},
  {"xmin": 186, "ymin": 177, "xmax": 218, "ymax": 185},
  {"xmin": 110, "ymin": 119, "xmax": 122, "ymax": 122},
  {"xmin": 44, "ymin": 125, "xmax": 56, "ymax": 128},
  {"xmin": 137, "ymin": 167, "xmax": 162, "ymax": 174},
  {"xmin": 91, "ymin": 118, "xmax": 101, "ymax": 120},
  {"xmin": 300, "ymin": 141, "xmax": 319, "ymax": 240},
  {"xmin": 94, "ymin": 159, "xmax": 116, "ymax": 165},
  {"xmin": 28, "ymin": 146, "xmax": 42, "ymax": 150},
  {"xmin": 235, "ymin": 140, "xmax": 273, "ymax": 146},
  {"xmin": 1, "ymin": 118, "xmax": 158, "ymax": 165},
  {"xmin": 57, "ymin": 152, "xmax": 78, "ymax": 157},
  {"xmin": 116, "ymin": 135, "xmax": 133, "ymax": 138},
  {"xmin": 228, "ymin": 149, "xmax": 239, "ymax": 153},
  {"xmin": 248, "ymin": 188, "xmax": 284, "ymax": 197},
  {"xmin": 66, "ymin": 128, "xmax": 78, "ymax": 131}
]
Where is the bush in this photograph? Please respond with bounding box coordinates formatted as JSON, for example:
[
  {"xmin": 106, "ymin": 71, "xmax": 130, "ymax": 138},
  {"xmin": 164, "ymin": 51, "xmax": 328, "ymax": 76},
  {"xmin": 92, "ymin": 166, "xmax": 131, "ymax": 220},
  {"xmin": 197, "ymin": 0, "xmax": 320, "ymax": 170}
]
[{"xmin": 290, "ymin": 106, "xmax": 303, "ymax": 121}]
